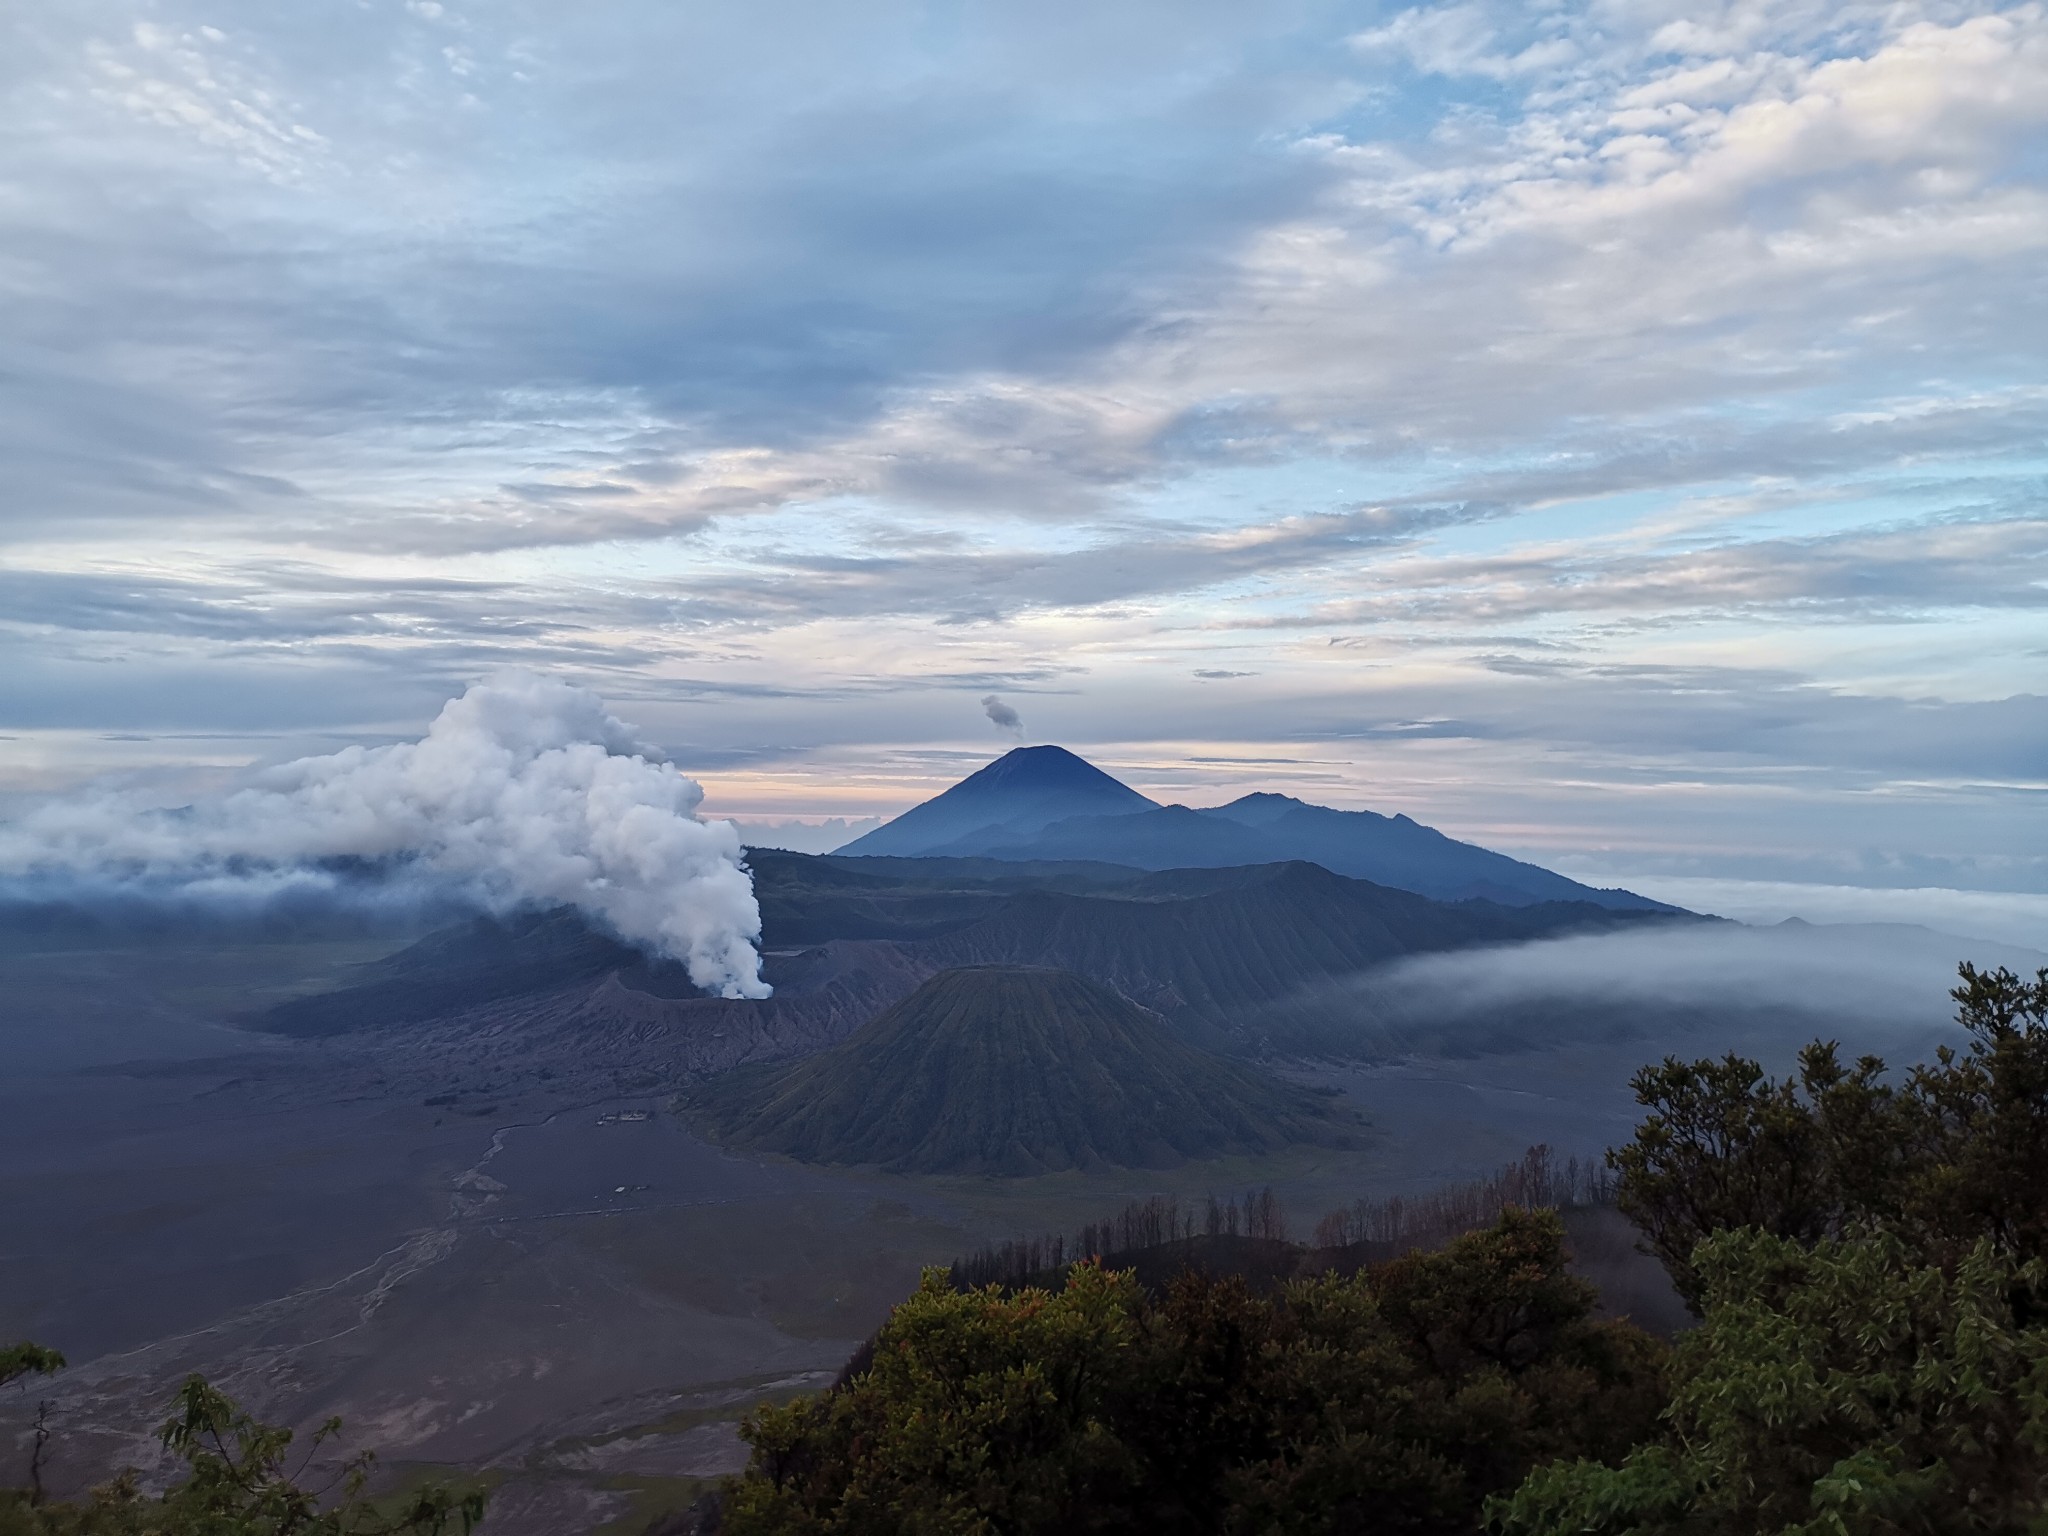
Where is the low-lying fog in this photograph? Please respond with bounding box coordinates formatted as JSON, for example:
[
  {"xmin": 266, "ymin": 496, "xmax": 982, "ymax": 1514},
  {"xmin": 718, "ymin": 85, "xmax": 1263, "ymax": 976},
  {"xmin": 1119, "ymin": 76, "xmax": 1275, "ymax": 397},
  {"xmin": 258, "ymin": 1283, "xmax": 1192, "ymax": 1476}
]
[
  {"xmin": 1558, "ymin": 873, "xmax": 2048, "ymax": 952},
  {"xmin": 1276, "ymin": 918, "xmax": 2046, "ymax": 1208},
  {"xmin": 1294, "ymin": 917, "xmax": 2046, "ymax": 1068}
]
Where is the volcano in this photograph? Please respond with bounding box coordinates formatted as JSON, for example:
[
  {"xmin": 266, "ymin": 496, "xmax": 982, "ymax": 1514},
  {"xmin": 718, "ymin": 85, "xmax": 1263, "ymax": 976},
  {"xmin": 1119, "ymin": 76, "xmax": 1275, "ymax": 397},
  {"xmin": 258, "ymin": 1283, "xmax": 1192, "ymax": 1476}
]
[
  {"xmin": 686, "ymin": 965, "xmax": 1353, "ymax": 1175},
  {"xmin": 836, "ymin": 745, "xmax": 1157, "ymax": 857},
  {"xmin": 838, "ymin": 746, "xmax": 1670, "ymax": 911}
]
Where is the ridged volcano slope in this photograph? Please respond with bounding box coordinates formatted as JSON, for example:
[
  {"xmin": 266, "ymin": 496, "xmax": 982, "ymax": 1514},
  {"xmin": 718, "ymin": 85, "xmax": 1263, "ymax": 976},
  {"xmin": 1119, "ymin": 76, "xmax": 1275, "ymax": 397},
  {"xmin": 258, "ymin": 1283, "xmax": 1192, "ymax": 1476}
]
[{"xmin": 687, "ymin": 965, "xmax": 1352, "ymax": 1175}]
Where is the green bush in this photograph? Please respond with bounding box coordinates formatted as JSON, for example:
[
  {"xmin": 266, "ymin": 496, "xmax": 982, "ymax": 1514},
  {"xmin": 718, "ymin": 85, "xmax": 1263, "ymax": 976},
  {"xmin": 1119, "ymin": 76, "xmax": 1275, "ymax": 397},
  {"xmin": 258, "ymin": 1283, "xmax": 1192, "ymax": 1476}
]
[
  {"xmin": 1494, "ymin": 963, "xmax": 2048, "ymax": 1531},
  {"xmin": 724, "ymin": 1209, "xmax": 1665, "ymax": 1535},
  {"xmin": 1612, "ymin": 964, "xmax": 2048, "ymax": 1312},
  {"xmin": 0, "ymin": 1375, "xmax": 482, "ymax": 1536},
  {"xmin": 1489, "ymin": 1228, "xmax": 2048, "ymax": 1533}
]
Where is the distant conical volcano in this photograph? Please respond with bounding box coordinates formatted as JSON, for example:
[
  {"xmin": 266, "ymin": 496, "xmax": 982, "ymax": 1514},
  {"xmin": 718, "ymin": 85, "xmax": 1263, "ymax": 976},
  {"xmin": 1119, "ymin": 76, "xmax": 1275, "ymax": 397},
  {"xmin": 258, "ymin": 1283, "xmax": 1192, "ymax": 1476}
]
[
  {"xmin": 686, "ymin": 965, "xmax": 1352, "ymax": 1175},
  {"xmin": 838, "ymin": 744, "xmax": 1158, "ymax": 857},
  {"xmin": 834, "ymin": 745, "xmax": 1672, "ymax": 912}
]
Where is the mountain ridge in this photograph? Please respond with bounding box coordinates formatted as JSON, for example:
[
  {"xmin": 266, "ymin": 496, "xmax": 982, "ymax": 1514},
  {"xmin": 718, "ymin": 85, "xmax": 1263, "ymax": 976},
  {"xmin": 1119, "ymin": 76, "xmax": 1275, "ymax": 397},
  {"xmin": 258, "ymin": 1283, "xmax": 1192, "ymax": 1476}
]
[
  {"xmin": 906, "ymin": 859, "xmax": 1680, "ymax": 1051},
  {"xmin": 953, "ymin": 801, "xmax": 1666, "ymax": 909},
  {"xmin": 839, "ymin": 747, "xmax": 1671, "ymax": 912},
  {"xmin": 254, "ymin": 854, "xmax": 1689, "ymax": 1065}
]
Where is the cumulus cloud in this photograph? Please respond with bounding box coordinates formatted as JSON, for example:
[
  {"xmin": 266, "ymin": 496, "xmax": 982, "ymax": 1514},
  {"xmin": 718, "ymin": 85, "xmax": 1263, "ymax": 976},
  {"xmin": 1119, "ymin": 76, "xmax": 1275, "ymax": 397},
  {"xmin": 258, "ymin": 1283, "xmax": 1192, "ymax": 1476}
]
[
  {"xmin": 12, "ymin": 0, "xmax": 2032, "ymax": 556},
  {"xmin": 1349, "ymin": 4, "xmax": 1573, "ymax": 81},
  {"xmin": 981, "ymin": 694, "xmax": 1024, "ymax": 736},
  {"xmin": 0, "ymin": 674, "xmax": 770, "ymax": 998},
  {"xmin": 6, "ymin": 1, "xmax": 2041, "ymax": 567}
]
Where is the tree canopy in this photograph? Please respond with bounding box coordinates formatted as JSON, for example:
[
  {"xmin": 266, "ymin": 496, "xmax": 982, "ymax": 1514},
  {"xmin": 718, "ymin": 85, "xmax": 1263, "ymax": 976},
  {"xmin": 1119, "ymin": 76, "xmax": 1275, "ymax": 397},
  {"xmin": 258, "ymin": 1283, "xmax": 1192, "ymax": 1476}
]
[
  {"xmin": 1611, "ymin": 963, "xmax": 2048, "ymax": 1312},
  {"xmin": 725, "ymin": 1209, "xmax": 1665, "ymax": 1535},
  {"xmin": 1491, "ymin": 962, "xmax": 2048, "ymax": 1534},
  {"xmin": 1493, "ymin": 1227, "xmax": 2048, "ymax": 1534}
]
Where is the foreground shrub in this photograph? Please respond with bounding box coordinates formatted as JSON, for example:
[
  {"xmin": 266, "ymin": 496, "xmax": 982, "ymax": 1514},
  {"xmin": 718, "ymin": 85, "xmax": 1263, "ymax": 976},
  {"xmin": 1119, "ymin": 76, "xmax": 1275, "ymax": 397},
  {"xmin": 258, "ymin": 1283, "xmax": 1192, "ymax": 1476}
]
[
  {"xmin": 0, "ymin": 1375, "xmax": 482, "ymax": 1536},
  {"xmin": 723, "ymin": 1208, "xmax": 1665, "ymax": 1535},
  {"xmin": 1613, "ymin": 964, "xmax": 2048, "ymax": 1312},
  {"xmin": 1490, "ymin": 1226, "xmax": 2048, "ymax": 1534}
]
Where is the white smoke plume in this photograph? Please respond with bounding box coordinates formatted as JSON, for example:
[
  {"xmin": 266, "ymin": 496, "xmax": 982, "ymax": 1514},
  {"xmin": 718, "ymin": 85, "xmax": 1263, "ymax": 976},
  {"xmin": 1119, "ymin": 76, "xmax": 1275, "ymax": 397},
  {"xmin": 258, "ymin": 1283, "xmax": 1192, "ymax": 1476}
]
[
  {"xmin": 981, "ymin": 694, "xmax": 1023, "ymax": 737},
  {"xmin": 0, "ymin": 673, "xmax": 771, "ymax": 998}
]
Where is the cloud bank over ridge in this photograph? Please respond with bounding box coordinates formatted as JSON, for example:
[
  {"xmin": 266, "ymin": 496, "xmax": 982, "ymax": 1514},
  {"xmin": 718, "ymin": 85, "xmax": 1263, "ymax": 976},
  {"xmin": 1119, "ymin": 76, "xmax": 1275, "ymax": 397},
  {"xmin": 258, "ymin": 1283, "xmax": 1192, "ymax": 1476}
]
[{"xmin": 1308, "ymin": 918, "xmax": 2048, "ymax": 1064}]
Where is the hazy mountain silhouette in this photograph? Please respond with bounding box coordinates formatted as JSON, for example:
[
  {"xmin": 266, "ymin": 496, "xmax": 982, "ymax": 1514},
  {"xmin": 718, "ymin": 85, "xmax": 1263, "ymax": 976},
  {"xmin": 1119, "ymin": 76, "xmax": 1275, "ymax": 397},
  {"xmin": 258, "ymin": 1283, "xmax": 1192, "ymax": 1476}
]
[
  {"xmin": 686, "ymin": 965, "xmax": 1353, "ymax": 1174},
  {"xmin": 836, "ymin": 745, "xmax": 1157, "ymax": 856},
  {"xmin": 966, "ymin": 797, "xmax": 1669, "ymax": 910},
  {"xmin": 840, "ymin": 749, "xmax": 1670, "ymax": 911}
]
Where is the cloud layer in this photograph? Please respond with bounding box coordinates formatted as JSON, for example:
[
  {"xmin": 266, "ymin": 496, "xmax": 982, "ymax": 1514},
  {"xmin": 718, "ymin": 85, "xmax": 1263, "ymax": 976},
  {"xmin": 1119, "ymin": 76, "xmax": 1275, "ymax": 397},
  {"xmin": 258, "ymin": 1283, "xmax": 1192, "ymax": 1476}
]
[
  {"xmin": 0, "ymin": 0, "xmax": 2039, "ymax": 898},
  {"xmin": 1320, "ymin": 918, "xmax": 2048, "ymax": 1062}
]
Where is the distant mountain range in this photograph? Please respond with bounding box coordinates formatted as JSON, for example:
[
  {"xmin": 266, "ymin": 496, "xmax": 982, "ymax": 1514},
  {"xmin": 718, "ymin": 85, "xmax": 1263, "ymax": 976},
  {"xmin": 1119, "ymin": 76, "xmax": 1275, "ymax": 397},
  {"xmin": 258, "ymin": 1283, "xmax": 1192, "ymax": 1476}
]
[
  {"xmin": 836, "ymin": 746, "xmax": 1671, "ymax": 911},
  {"xmin": 685, "ymin": 965, "xmax": 1354, "ymax": 1175},
  {"xmin": 249, "ymin": 747, "xmax": 1701, "ymax": 1156}
]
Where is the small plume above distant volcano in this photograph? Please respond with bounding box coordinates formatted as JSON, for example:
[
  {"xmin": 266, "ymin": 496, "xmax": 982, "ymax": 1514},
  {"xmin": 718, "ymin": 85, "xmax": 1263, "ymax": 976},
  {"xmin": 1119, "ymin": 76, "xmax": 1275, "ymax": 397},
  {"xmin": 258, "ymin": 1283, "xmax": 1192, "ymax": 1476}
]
[
  {"xmin": 0, "ymin": 673, "xmax": 770, "ymax": 999},
  {"xmin": 982, "ymin": 694, "xmax": 1023, "ymax": 737}
]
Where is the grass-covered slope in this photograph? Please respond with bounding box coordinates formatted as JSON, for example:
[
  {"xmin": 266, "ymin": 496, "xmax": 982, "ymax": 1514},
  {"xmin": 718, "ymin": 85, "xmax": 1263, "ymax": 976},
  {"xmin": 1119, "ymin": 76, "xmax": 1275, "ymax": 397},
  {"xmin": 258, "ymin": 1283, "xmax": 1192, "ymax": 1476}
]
[{"xmin": 687, "ymin": 965, "xmax": 1352, "ymax": 1175}]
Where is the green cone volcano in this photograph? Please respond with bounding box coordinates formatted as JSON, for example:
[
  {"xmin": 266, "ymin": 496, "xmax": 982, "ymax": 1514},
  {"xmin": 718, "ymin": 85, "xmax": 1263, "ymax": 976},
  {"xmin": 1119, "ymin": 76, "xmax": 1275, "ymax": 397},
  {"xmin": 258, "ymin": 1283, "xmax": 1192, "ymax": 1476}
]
[{"xmin": 688, "ymin": 965, "xmax": 1353, "ymax": 1175}]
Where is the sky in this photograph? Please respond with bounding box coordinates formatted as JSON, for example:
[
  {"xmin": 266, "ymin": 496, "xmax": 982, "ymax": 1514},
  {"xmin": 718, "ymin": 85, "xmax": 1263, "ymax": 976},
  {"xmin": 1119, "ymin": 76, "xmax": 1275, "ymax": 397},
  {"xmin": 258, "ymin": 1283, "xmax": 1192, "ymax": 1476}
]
[{"xmin": 1, "ymin": 0, "xmax": 2043, "ymax": 932}]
